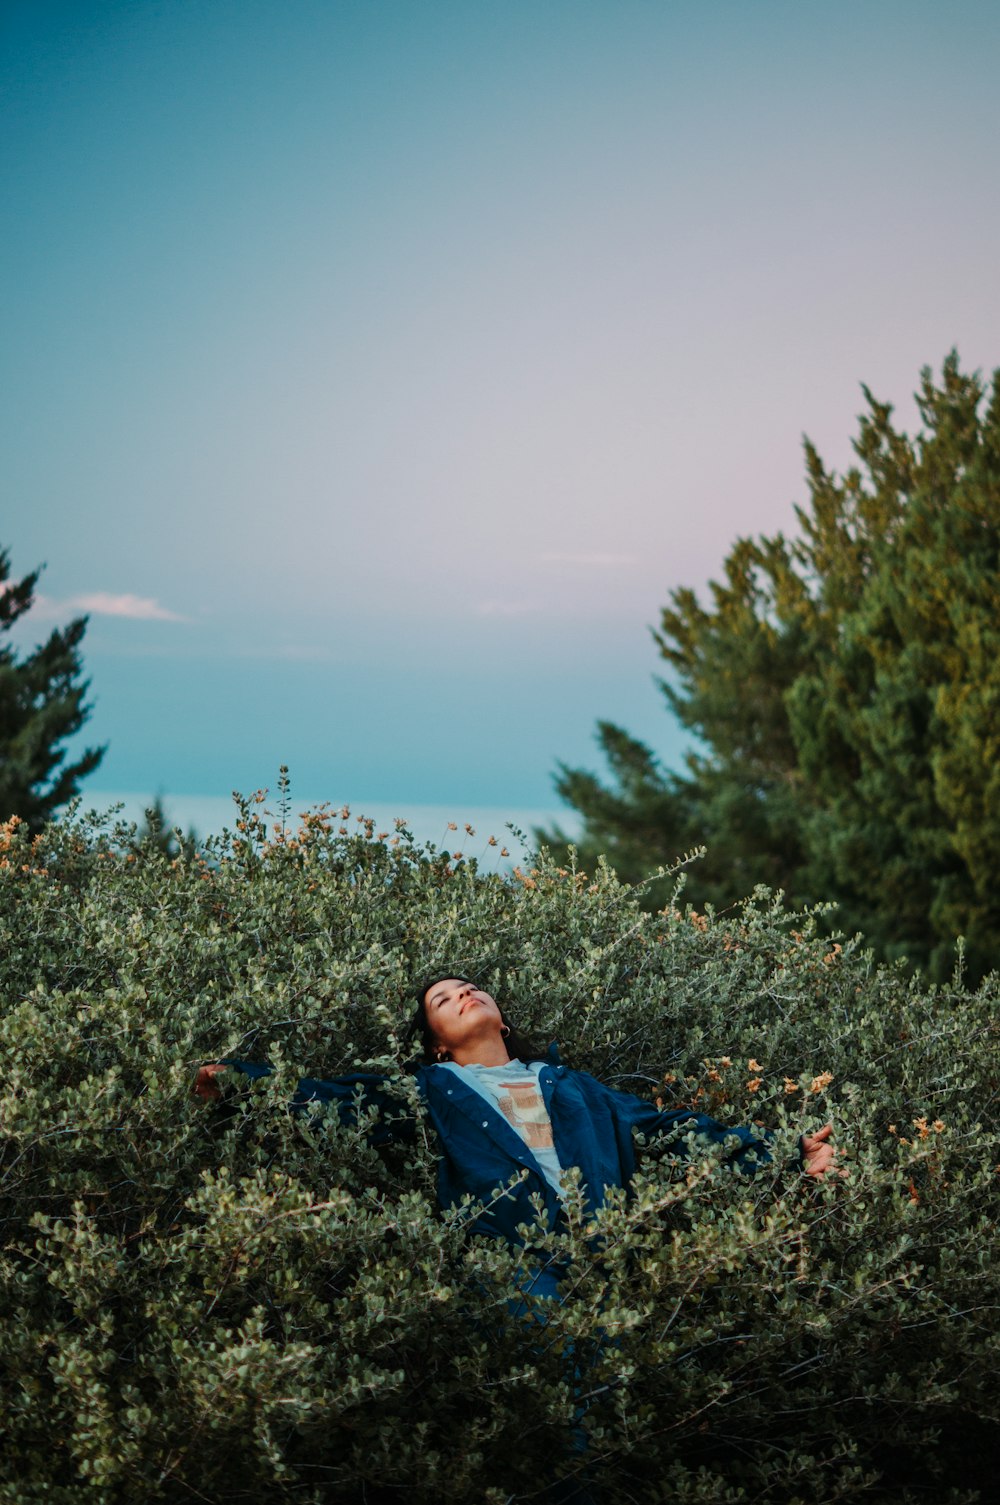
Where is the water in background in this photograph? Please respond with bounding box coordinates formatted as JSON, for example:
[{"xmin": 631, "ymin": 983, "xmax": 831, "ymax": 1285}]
[{"xmin": 79, "ymin": 791, "xmax": 580, "ymax": 874}]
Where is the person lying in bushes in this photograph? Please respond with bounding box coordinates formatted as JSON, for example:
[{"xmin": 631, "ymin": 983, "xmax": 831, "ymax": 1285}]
[{"xmin": 194, "ymin": 974, "xmax": 837, "ymax": 1266}]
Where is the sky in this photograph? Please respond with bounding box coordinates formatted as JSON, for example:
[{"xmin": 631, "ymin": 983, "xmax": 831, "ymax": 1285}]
[{"xmin": 3, "ymin": 0, "xmax": 999, "ymax": 842}]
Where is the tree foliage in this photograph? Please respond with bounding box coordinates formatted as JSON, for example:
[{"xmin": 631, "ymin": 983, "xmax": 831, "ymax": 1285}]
[
  {"xmin": 0, "ymin": 548, "xmax": 105, "ymax": 828},
  {"xmin": 542, "ymin": 354, "xmax": 1000, "ymax": 980},
  {"xmin": 131, "ymin": 795, "xmax": 198, "ymax": 861},
  {"xmin": 1, "ymin": 796, "xmax": 999, "ymax": 1502}
]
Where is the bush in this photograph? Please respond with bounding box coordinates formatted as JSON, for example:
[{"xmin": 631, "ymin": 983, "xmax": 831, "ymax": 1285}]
[{"xmin": 1, "ymin": 793, "xmax": 999, "ymax": 1503}]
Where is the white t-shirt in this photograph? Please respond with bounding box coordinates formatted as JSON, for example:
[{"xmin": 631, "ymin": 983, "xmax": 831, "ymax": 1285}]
[{"xmin": 440, "ymin": 1059, "xmax": 565, "ymax": 1197}]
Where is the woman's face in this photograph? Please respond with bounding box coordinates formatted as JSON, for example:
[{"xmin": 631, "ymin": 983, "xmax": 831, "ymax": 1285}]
[{"xmin": 423, "ymin": 977, "xmax": 504, "ymax": 1059}]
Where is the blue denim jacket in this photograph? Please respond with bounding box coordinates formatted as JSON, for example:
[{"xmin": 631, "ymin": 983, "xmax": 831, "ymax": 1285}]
[{"xmin": 224, "ymin": 1049, "xmax": 771, "ymax": 1247}]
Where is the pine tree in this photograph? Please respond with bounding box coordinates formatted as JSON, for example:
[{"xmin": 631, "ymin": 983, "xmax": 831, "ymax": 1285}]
[
  {"xmin": 541, "ymin": 354, "xmax": 1000, "ymax": 979},
  {"xmin": 0, "ymin": 548, "xmax": 105, "ymax": 829},
  {"xmin": 133, "ymin": 795, "xmax": 198, "ymax": 860}
]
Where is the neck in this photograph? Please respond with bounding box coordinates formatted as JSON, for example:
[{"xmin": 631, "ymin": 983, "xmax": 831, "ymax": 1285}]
[{"xmin": 448, "ymin": 1037, "xmax": 511, "ymax": 1068}]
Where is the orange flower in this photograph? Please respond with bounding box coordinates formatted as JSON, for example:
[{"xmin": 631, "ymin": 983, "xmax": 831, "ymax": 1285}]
[
  {"xmin": 809, "ymin": 1071, "xmax": 834, "ymax": 1095},
  {"xmin": 747, "ymin": 1077, "xmax": 762, "ymax": 1094},
  {"xmin": 748, "ymin": 1058, "xmax": 763, "ymax": 1073},
  {"xmin": 784, "ymin": 1077, "xmax": 800, "ymax": 1095}
]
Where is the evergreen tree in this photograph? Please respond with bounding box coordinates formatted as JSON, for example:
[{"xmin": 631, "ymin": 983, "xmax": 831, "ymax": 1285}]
[
  {"xmin": 0, "ymin": 547, "xmax": 105, "ymax": 828},
  {"xmin": 133, "ymin": 795, "xmax": 198, "ymax": 860},
  {"xmin": 542, "ymin": 354, "xmax": 1000, "ymax": 979}
]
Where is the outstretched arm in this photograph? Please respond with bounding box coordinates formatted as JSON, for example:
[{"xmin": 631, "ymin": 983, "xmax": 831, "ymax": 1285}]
[
  {"xmin": 622, "ymin": 1089, "xmax": 840, "ymax": 1178},
  {"xmin": 587, "ymin": 1076, "xmax": 774, "ymax": 1175},
  {"xmin": 192, "ymin": 1059, "xmax": 418, "ymax": 1147}
]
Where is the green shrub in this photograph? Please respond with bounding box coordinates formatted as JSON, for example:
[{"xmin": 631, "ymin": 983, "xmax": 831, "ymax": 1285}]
[{"xmin": 1, "ymin": 794, "xmax": 998, "ymax": 1503}]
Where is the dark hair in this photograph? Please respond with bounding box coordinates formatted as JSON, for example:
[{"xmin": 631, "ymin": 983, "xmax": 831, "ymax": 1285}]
[{"xmin": 408, "ymin": 973, "xmax": 540, "ymax": 1066}]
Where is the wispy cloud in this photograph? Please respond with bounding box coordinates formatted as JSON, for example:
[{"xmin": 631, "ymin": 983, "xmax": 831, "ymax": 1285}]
[
  {"xmin": 537, "ymin": 552, "xmax": 637, "ymax": 568},
  {"xmin": 74, "ymin": 593, "xmax": 188, "ymax": 621},
  {"xmin": 33, "ymin": 592, "xmax": 189, "ymax": 623}
]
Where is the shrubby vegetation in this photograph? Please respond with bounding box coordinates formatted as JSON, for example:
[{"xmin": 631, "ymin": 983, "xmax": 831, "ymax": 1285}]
[
  {"xmin": 544, "ymin": 354, "xmax": 1000, "ymax": 982},
  {"xmin": 1, "ymin": 791, "xmax": 999, "ymax": 1503}
]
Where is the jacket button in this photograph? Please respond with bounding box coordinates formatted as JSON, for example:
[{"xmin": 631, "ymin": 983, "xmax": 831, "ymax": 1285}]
[
  {"xmin": 447, "ymin": 1089, "xmax": 453, "ymax": 1095},
  {"xmin": 482, "ymin": 1120, "xmax": 489, "ymax": 1127}
]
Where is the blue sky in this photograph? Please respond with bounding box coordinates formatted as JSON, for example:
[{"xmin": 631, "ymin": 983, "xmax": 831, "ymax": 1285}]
[{"xmin": 4, "ymin": 0, "xmax": 1000, "ymax": 836}]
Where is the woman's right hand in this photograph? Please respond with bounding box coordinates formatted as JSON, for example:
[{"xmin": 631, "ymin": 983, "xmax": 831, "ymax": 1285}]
[{"xmin": 192, "ymin": 1063, "xmax": 228, "ymax": 1102}]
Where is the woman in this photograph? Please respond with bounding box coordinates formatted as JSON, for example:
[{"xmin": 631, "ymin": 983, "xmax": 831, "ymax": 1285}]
[{"xmin": 194, "ymin": 974, "xmax": 836, "ymax": 1254}]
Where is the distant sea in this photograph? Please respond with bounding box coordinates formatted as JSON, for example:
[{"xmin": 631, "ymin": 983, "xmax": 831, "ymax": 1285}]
[{"xmin": 78, "ymin": 792, "xmax": 581, "ymax": 873}]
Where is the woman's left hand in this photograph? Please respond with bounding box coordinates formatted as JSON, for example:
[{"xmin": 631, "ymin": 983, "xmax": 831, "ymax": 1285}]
[{"xmin": 801, "ymin": 1124, "xmax": 838, "ymax": 1178}]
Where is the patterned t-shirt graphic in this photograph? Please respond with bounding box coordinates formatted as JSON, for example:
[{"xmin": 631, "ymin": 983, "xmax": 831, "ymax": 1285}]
[
  {"xmin": 443, "ymin": 1060, "xmax": 566, "ymax": 1196},
  {"xmin": 493, "ymin": 1077, "xmax": 554, "ymax": 1152}
]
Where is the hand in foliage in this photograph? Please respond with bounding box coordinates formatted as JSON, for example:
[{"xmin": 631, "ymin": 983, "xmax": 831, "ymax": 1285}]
[
  {"xmin": 801, "ymin": 1123, "xmax": 837, "ymax": 1177},
  {"xmin": 192, "ymin": 1063, "xmax": 227, "ymax": 1102}
]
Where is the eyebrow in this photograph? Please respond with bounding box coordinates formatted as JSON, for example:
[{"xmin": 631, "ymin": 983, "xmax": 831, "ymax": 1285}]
[{"xmin": 427, "ymin": 980, "xmax": 473, "ymax": 1009}]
